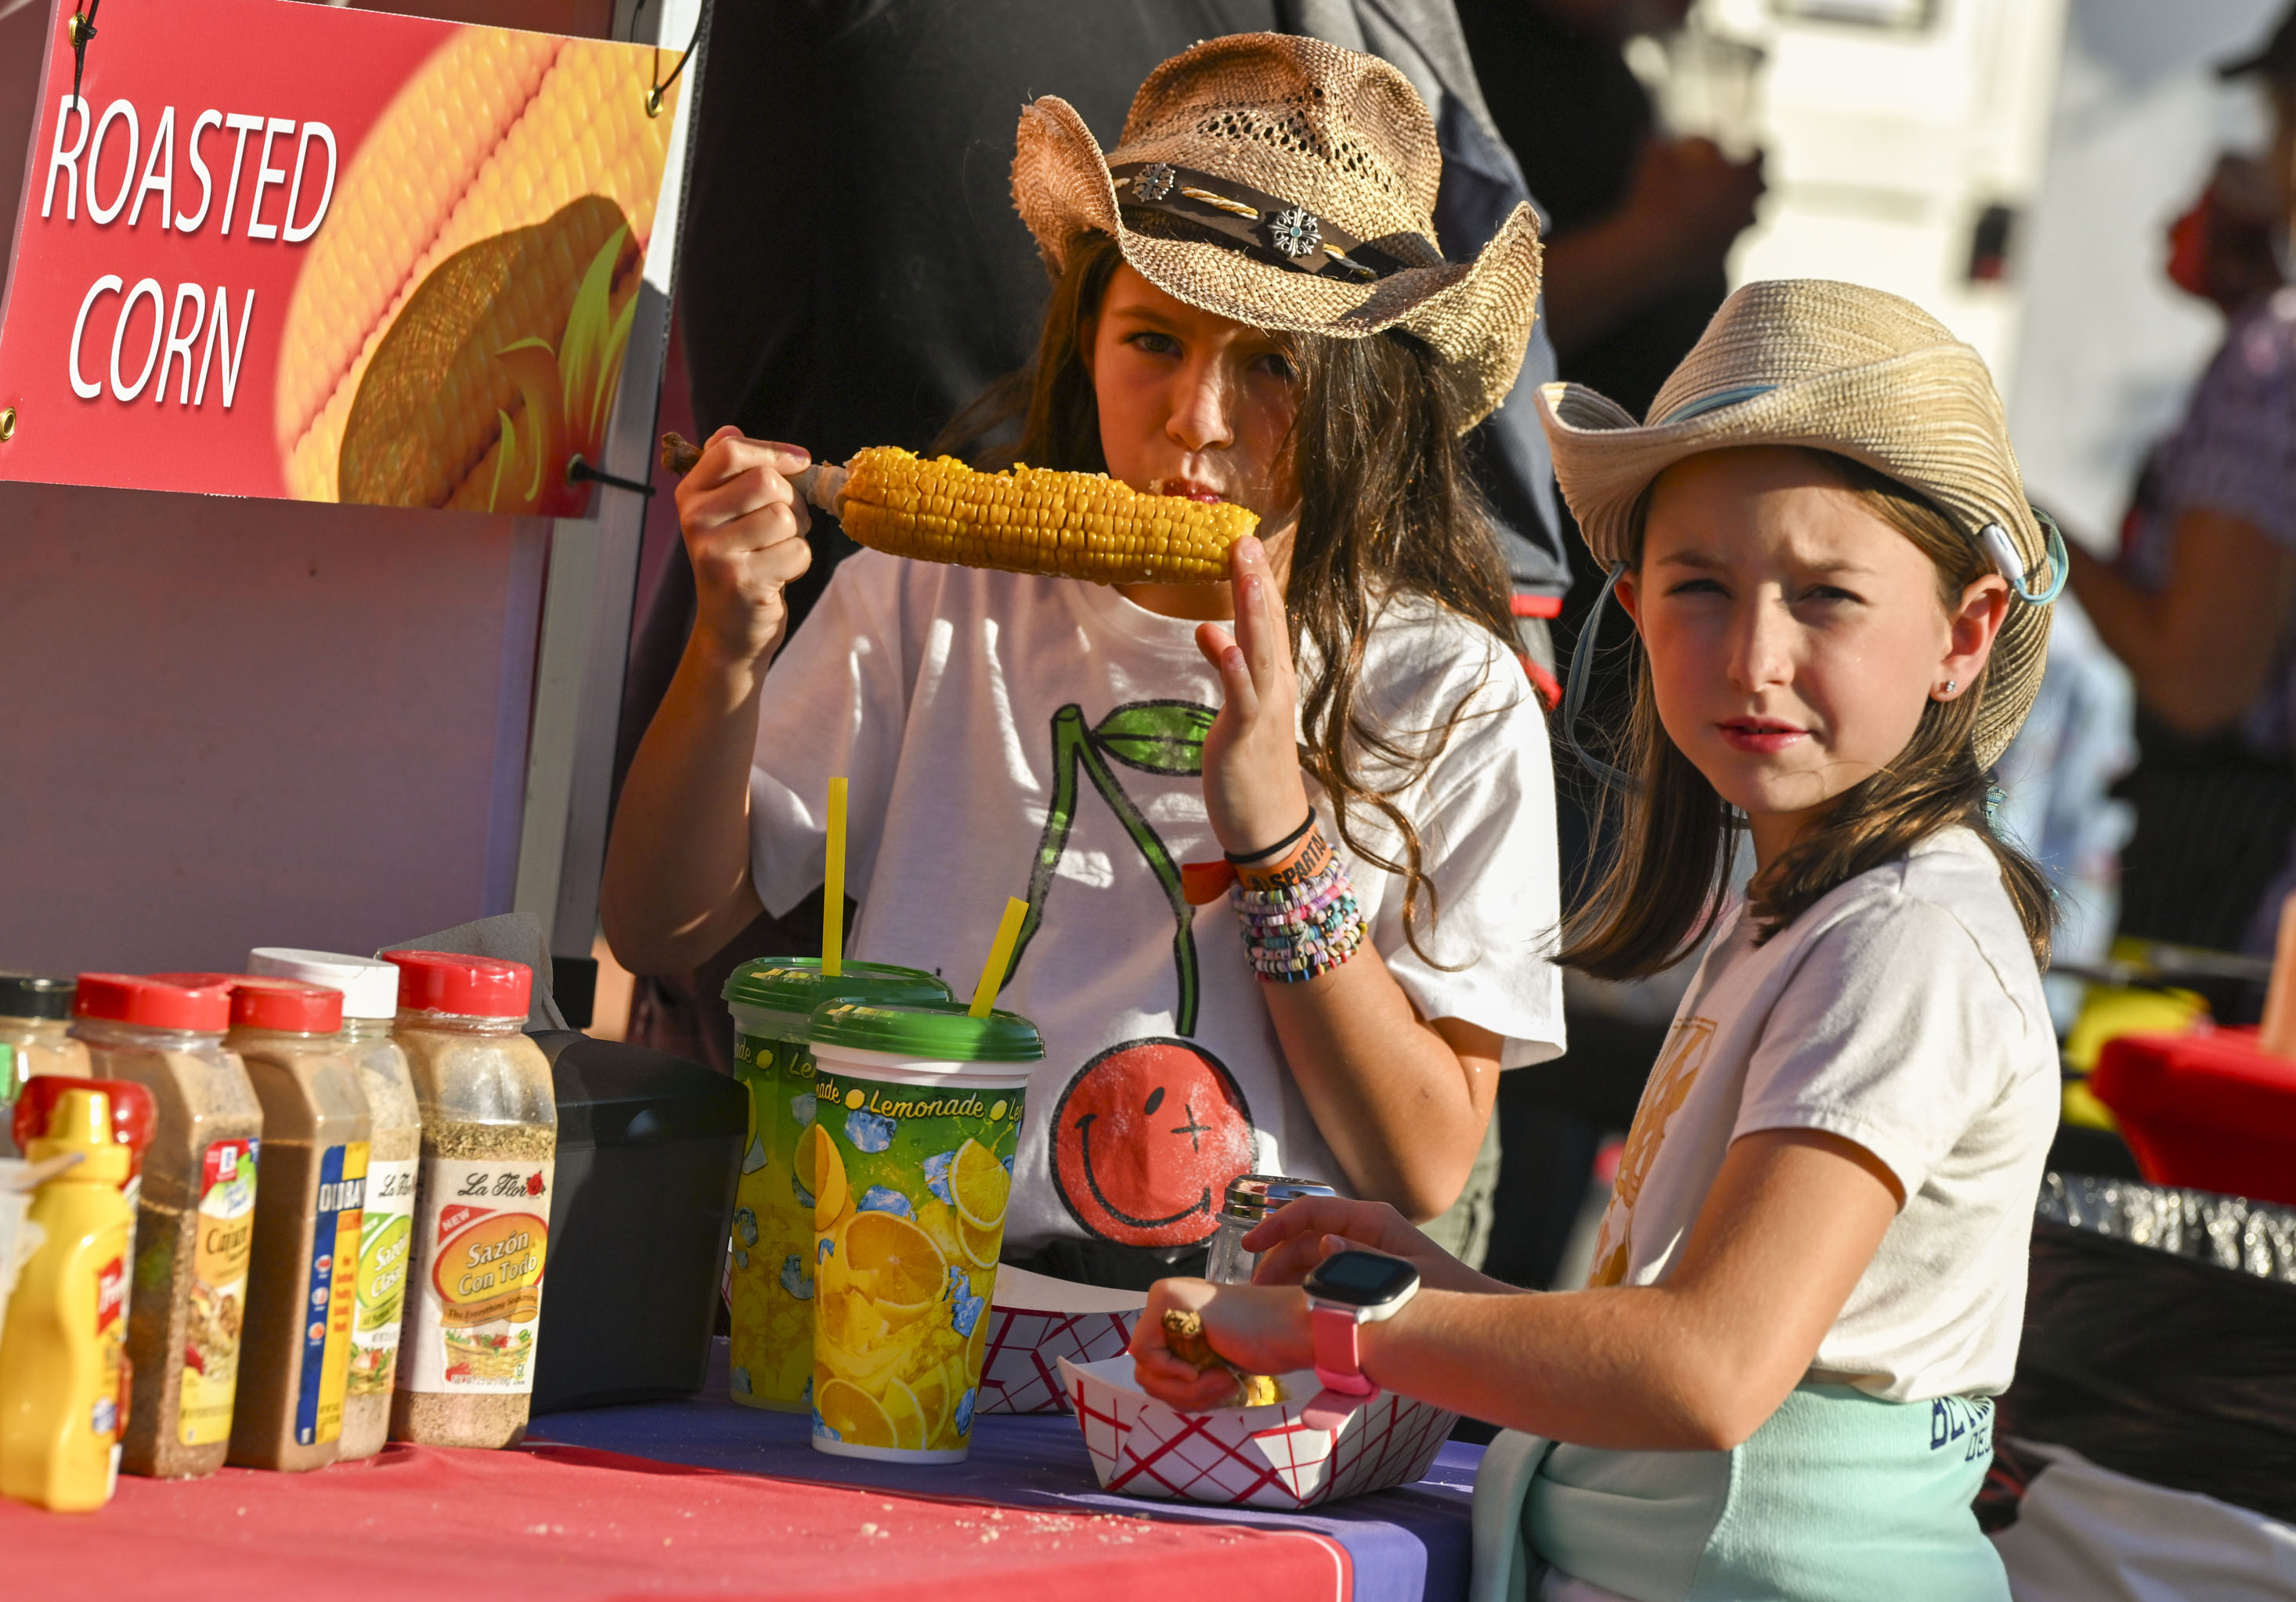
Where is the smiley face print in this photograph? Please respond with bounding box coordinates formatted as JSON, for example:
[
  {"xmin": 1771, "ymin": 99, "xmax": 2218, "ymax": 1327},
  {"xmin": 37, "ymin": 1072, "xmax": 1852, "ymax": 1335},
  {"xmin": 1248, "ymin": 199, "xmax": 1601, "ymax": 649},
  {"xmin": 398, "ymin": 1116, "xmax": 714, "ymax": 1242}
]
[{"xmin": 1049, "ymin": 1038, "xmax": 1258, "ymax": 1247}]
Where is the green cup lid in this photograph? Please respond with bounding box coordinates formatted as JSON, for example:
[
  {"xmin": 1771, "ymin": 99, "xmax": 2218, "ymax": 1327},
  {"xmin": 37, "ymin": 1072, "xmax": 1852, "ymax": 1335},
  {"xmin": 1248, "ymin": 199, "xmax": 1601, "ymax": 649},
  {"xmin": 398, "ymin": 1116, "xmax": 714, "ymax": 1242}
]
[
  {"xmin": 723, "ymin": 958, "xmax": 952, "ymax": 1017},
  {"xmin": 807, "ymin": 998, "xmax": 1045, "ymax": 1063}
]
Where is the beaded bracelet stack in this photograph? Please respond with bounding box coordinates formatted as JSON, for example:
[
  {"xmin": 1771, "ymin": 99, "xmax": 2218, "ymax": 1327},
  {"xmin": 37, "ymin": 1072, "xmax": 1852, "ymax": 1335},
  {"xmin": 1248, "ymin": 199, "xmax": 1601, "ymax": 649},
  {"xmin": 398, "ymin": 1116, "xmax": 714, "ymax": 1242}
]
[{"xmin": 1226, "ymin": 814, "xmax": 1366, "ymax": 983}]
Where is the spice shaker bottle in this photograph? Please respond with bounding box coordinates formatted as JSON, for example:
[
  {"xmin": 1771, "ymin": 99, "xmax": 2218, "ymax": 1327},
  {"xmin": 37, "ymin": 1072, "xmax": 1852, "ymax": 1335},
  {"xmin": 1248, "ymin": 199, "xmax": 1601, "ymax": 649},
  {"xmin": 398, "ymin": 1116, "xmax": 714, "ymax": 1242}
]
[
  {"xmin": 0, "ymin": 974, "xmax": 92, "ymax": 1159},
  {"xmin": 1204, "ymin": 1176, "xmax": 1340, "ymax": 1286},
  {"xmin": 74, "ymin": 974, "xmax": 262, "ymax": 1478},
  {"xmin": 0, "ymin": 1078, "xmax": 153, "ymax": 1511},
  {"xmin": 384, "ymin": 951, "xmax": 555, "ymax": 1449},
  {"xmin": 176, "ymin": 976, "xmax": 370, "ymax": 1472},
  {"xmin": 247, "ymin": 948, "xmax": 420, "ymax": 1462}
]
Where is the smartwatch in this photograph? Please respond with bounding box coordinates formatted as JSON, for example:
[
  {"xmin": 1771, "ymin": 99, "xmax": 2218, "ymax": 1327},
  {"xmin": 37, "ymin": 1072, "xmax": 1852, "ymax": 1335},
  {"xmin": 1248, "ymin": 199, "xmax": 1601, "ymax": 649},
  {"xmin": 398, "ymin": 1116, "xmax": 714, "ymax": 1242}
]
[{"xmin": 1301, "ymin": 1249, "xmax": 1420, "ymax": 1398}]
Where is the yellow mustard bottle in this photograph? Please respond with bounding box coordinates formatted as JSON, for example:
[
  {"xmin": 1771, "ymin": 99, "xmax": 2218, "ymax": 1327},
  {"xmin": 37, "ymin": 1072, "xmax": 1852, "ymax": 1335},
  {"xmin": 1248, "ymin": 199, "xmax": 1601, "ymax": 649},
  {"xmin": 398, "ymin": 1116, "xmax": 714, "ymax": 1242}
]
[{"xmin": 0, "ymin": 1080, "xmax": 149, "ymax": 1510}]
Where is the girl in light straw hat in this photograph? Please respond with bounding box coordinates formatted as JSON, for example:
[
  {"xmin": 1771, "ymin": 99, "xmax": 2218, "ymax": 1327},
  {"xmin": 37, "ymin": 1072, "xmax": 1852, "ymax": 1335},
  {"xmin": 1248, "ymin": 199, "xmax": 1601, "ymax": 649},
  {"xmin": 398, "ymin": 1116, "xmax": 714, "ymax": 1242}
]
[
  {"xmin": 611, "ymin": 35, "xmax": 1566, "ymax": 1292},
  {"xmin": 1137, "ymin": 280, "xmax": 2063, "ymax": 1600}
]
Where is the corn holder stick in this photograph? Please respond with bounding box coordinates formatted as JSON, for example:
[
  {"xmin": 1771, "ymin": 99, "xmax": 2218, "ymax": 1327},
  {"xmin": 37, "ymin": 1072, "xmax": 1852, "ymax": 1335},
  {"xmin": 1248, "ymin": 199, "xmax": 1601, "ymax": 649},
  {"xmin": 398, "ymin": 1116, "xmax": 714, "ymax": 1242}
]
[
  {"xmin": 660, "ymin": 432, "xmax": 1254, "ymax": 585},
  {"xmin": 659, "ymin": 431, "xmax": 848, "ymax": 514}
]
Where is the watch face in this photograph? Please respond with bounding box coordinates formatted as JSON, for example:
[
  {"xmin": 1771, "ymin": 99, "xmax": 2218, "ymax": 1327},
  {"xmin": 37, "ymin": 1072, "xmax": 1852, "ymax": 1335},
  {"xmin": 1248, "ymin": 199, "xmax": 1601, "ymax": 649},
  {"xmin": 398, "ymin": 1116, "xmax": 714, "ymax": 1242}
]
[{"xmin": 1305, "ymin": 1249, "xmax": 1417, "ymax": 1308}]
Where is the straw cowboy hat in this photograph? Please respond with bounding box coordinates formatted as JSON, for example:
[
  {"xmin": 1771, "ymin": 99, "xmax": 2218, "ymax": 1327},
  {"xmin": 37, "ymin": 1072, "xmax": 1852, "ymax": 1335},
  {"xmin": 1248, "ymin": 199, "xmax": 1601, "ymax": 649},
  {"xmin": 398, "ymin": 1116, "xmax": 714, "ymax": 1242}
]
[
  {"xmin": 1537, "ymin": 279, "xmax": 2064, "ymax": 770},
  {"xmin": 1009, "ymin": 32, "xmax": 1543, "ymax": 430}
]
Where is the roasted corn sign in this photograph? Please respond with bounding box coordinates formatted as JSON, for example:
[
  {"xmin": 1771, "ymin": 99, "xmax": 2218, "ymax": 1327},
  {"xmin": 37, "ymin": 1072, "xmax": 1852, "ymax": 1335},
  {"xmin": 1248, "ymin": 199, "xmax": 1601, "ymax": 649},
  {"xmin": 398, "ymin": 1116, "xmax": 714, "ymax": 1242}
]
[{"xmin": 0, "ymin": 0, "xmax": 682, "ymax": 512}]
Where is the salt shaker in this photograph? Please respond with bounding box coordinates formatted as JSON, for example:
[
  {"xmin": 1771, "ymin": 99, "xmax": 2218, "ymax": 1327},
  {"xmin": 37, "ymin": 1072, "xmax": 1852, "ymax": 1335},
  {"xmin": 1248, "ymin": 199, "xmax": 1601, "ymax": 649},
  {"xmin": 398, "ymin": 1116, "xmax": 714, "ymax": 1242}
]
[{"xmin": 1204, "ymin": 1174, "xmax": 1339, "ymax": 1285}]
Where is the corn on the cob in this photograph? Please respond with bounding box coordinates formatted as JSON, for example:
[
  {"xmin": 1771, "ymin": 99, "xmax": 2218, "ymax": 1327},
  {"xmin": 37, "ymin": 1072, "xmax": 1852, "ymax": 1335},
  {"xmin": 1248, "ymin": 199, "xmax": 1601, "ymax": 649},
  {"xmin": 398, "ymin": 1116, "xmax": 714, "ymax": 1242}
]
[
  {"xmin": 276, "ymin": 35, "xmax": 680, "ymax": 502},
  {"xmin": 338, "ymin": 198, "xmax": 634, "ymax": 511},
  {"xmin": 839, "ymin": 446, "xmax": 1256, "ymax": 585}
]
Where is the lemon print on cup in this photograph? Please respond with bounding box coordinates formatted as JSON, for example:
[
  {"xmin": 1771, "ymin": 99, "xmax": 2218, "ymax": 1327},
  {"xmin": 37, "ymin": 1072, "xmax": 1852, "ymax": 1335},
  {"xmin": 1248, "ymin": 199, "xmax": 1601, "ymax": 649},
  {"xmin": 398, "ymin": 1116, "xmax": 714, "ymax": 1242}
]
[
  {"xmin": 801, "ymin": 1121, "xmax": 850, "ymax": 1229},
  {"xmin": 950, "ymin": 1138, "xmax": 1010, "ymax": 1230},
  {"xmin": 816, "ymin": 1378, "xmax": 899, "ymax": 1450},
  {"xmin": 802, "ymin": 998, "xmax": 1040, "ymax": 1463}
]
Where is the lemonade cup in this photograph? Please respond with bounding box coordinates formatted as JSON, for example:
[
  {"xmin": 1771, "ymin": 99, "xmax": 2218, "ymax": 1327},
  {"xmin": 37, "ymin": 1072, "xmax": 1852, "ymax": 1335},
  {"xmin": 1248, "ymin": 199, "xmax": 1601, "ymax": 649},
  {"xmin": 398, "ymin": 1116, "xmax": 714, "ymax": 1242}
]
[
  {"xmin": 722, "ymin": 960, "xmax": 952, "ymax": 1412},
  {"xmin": 804, "ymin": 1000, "xmax": 1042, "ymax": 1463}
]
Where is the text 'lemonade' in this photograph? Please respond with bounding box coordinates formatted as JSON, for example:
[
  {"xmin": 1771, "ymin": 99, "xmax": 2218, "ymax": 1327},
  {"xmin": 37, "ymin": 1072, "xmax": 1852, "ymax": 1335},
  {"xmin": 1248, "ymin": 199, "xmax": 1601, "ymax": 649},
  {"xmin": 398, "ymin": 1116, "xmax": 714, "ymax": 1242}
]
[{"xmin": 804, "ymin": 1001, "xmax": 1041, "ymax": 1464}]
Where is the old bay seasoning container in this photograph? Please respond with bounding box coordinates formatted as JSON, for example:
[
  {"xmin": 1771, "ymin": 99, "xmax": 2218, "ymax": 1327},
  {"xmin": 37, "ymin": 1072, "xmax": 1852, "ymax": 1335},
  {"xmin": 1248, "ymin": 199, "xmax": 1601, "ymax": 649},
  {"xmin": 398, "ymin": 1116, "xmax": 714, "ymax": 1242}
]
[
  {"xmin": 247, "ymin": 947, "xmax": 421, "ymax": 1462},
  {"xmin": 190, "ymin": 976, "xmax": 370, "ymax": 1472},
  {"xmin": 383, "ymin": 951, "xmax": 555, "ymax": 1449},
  {"xmin": 72, "ymin": 974, "xmax": 262, "ymax": 1479}
]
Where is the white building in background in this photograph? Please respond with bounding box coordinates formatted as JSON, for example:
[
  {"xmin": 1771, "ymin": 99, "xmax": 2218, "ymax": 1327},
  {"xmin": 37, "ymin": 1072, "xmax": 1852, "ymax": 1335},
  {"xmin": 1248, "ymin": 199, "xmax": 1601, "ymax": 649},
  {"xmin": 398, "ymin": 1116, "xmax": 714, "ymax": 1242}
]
[
  {"xmin": 1685, "ymin": 0, "xmax": 2069, "ymax": 388},
  {"xmin": 1666, "ymin": 0, "xmax": 2281, "ymax": 546}
]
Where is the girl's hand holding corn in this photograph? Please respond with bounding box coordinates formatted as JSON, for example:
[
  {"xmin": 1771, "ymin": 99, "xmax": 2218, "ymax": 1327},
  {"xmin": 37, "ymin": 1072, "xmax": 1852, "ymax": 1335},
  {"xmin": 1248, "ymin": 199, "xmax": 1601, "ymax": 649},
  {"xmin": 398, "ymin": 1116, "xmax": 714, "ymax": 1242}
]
[
  {"xmin": 674, "ymin": 426, "xmax": 818, "ymax": 666},
  {"xmin": 1194, "ymin": 534, "xmax": 1315, "ymax": 857}
]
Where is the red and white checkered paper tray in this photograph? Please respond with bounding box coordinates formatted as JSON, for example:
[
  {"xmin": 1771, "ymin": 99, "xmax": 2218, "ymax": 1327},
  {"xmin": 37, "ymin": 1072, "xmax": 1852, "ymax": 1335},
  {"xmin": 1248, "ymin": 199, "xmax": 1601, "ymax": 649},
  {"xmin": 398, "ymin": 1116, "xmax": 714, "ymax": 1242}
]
[
  {"xmin": 1058, "ymin": 1353, "xmax": 1457, "ymax": 1510},
  {"xmin": 975, "ymin": 1265, "xmax": 1146, "ymax": 1415}
]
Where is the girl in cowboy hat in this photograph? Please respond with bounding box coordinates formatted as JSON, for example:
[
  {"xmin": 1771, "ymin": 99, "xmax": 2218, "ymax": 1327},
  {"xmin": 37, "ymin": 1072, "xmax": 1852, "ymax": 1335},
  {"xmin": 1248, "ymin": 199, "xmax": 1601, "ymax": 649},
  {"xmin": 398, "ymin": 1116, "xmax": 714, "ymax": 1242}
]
[
  {"xmin": 607, "ymin": 36, "xmax": 1565, "ymax": 1290},
  {"xmin": 1137, "ymin": 280, "xmax": 2065, "ymax": 1600}
]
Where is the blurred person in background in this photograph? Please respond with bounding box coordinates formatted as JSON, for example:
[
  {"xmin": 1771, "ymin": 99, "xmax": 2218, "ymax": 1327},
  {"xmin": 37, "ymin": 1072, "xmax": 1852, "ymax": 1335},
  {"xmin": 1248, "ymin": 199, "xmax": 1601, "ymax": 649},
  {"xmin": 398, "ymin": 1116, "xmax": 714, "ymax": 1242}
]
[
  {"xmin": 1456, "ymin": 0, "xmax": 1764, "ymax": 418},
  {"xmin": 2069, "ymin": 12, "xmax": 2296, "ymax": 962},
  {"xmin": 617, "ymin": 0, "xmax": 1573, "ymax": 1270},
  {"xmin": 1455, "ymin": 0, "xmax": 1767, "ymax": 1290}
]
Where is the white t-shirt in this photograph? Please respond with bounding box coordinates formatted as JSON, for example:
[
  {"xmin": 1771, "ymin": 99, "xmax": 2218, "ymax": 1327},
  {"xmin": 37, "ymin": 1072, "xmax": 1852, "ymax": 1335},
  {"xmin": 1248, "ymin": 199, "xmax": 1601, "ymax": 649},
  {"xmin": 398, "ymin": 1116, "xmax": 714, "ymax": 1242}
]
[
  {"xmin": 1583, "ymin": 827, "xmax": 2058, "ymax": 1402},
  {"xmin": 748, "ymin": 551, "xmax": 1565, "ymax": 1256}
]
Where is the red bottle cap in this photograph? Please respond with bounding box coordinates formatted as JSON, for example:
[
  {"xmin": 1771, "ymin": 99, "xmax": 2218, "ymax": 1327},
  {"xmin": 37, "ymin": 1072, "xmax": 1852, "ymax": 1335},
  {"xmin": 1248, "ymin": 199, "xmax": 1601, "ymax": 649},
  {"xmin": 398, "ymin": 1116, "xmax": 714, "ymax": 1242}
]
[
  {"xmin": 380, "ymin": 951, "xmax": 532, "ymax": 1019},
  {"xmin": 12, "ymin": 1074, "xmax": 157, "ymax": 1181},
  {"xmin": 153, "ymin": 974, "xmax": 344, "ymax": 1035},
  {"xmin": 73, "ymin": 973, "xmax": 233, "ymax": 1034}
]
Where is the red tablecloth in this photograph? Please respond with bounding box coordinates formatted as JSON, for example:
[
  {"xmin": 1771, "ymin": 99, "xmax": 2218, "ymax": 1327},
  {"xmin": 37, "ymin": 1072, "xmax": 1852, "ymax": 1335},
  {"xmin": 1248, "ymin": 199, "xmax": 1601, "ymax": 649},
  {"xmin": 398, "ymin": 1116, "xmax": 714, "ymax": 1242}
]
[{"xmin": 4, "ymin": 1439, "xmax": 1352, "ymax": 1600}]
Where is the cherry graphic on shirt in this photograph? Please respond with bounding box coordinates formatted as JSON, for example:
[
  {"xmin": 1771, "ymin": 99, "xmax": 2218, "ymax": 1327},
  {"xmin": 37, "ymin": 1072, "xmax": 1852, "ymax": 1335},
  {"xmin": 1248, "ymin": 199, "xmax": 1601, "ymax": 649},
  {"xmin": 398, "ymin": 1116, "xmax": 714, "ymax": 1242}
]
[
  {"xmin": 1005, "ymin": 702, "xmax": 1216, "ymax": 1034},
  {"xmin": 1050, "ymin": 1037, "xmax": 1256, "ymax": 1247}
]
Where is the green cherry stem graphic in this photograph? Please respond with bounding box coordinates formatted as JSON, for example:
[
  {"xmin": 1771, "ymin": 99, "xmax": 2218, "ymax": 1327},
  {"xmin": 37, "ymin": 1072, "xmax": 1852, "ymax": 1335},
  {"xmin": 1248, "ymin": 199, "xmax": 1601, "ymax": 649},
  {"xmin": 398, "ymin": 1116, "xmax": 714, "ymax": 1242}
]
[
  {"xmin": 1013, "ymin": 707, "xmax": 1087, "ymax": 987},
  {"xmin": 1010, "ymin": 703, "xmax": 1205, "ymax": 1036},
  {"xmin": 1076, "ymin": 721, "xmax": 1200, "ymax": 1037}
]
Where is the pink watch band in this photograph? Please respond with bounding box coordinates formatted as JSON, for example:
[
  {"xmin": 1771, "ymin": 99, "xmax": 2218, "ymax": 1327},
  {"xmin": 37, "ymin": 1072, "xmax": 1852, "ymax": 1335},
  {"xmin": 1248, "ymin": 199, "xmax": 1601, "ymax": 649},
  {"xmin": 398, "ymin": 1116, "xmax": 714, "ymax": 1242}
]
[{"xmin": 1309, "ymin": 1303, "xmax": 1375, "ymax": 1397}]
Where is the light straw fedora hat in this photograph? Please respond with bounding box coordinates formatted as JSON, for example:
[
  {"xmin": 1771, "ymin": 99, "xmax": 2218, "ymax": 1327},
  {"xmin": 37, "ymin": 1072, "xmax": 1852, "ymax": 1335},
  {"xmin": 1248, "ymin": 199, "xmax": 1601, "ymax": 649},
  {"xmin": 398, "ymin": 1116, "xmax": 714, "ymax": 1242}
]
[
  {"xmin": 1010, "ymin": 32, "xmax": 1543, "ymax": 430},
  {"xmin": 1538, "ymin": 279, "xmax": 2063, "ymax": 770}
]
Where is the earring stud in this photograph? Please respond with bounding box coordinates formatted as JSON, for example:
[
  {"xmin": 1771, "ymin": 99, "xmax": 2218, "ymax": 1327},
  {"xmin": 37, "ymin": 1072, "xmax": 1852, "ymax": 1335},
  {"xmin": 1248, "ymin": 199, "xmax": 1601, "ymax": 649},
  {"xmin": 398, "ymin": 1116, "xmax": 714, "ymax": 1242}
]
[{"xmin": 1940, "ymin": 679, "xmax": 1958, "ymax": 698}]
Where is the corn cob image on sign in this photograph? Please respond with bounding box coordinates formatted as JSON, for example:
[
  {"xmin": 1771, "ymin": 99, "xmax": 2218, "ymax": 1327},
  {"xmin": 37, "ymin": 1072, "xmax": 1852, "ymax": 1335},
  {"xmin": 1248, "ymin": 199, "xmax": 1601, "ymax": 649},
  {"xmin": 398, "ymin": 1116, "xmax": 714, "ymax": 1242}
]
[{"xmin": 0, "ymin": 0, "xmax": 682, "ymax": 511}]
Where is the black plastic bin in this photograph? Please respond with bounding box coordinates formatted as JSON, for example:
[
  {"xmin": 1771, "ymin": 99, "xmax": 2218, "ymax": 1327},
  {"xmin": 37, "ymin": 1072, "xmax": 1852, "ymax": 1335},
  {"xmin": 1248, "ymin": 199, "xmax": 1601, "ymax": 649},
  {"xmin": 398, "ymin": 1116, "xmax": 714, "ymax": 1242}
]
[
  {"xmin": 527, "ymin": 1031, "xmax": 745, "ymax": 1415},
  {"xmin": 2002, "ymin": 1172, "xmax": 2296, "ymax": 1522}
]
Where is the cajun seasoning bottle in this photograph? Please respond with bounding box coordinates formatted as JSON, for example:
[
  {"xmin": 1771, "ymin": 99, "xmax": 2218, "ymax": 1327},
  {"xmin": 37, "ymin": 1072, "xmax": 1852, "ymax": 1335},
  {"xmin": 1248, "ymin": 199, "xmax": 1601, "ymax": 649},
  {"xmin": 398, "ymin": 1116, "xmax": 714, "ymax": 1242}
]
[
  {"xmin": 0, "ymin": 1078, "xmax": 153, "ymax": 1510},
  {"xmin": 197, "ymin": 976, "xmax": 370, "ymax": 1473},
  {"xmin": 247, "ymin": 948, "xmax": 421, "ymax": 1462},
  {"xmin": 384, "ymin": 952, "xmax": 555, "ymax": 1450},
  {"xmin": 74, "ymin": 974, "xmax": 262, "ymax": 1479},
  {"xmin": 0, "ymin": 975, "xmax": 92, "ymax": 1159}
]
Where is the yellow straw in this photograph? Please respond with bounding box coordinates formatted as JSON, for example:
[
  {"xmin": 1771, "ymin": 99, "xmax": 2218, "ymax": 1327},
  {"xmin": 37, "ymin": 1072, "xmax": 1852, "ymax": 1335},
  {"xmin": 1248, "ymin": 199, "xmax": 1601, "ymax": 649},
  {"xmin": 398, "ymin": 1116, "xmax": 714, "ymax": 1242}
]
[
  {"xmin": 822, "ymin": 778, "xmax": 847, "ymax": 979},
  {"xmin": 969, "ymin": 897, "xmax": 1028, "ymax": 1017}
]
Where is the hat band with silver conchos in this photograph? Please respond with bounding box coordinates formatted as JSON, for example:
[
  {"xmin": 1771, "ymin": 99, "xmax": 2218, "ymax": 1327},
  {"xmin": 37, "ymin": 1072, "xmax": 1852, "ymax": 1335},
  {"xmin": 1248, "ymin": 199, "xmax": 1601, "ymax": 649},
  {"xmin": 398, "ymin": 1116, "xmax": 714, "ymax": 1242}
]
[{"xmin": 1111, "ymin": 161, "xmax": 1442, "ymax": 285}]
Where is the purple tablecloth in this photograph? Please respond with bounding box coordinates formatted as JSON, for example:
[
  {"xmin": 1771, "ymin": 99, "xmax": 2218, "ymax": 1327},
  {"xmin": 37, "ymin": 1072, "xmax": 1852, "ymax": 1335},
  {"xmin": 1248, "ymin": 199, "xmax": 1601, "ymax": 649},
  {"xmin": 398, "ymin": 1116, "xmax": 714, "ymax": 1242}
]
[{"xmin": 528, "ymin": 1344, "xmax": 1483, "ymax": 1602}]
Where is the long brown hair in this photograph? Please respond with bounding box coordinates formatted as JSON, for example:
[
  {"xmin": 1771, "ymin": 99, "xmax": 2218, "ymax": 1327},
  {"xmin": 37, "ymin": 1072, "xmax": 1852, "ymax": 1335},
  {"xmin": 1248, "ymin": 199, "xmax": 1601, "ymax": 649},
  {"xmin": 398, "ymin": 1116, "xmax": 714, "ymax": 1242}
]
[
  {"xmin": 1560, "ymin": 449, "xmax": 2054, "ymax": 980},
  {"xmin": 938, "ymin": 231, "xmax": 1520, "ymax": 958}
]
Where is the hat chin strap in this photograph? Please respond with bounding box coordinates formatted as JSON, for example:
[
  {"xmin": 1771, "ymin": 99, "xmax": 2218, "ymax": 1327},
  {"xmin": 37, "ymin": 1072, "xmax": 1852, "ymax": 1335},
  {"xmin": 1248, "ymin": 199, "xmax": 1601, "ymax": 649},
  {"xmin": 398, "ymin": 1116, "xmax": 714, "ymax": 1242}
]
[
  {"xmin": 1561, "ymin": 561, "xmax": 1640, "ymax": 791},
  {"xmin": 1980, "ymin": 512, "xmax": 2070, "ymax": 606}
]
